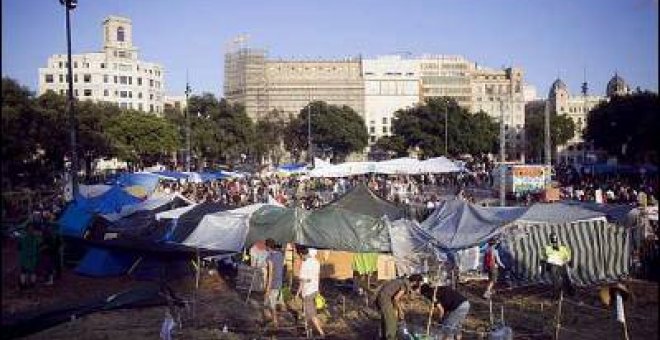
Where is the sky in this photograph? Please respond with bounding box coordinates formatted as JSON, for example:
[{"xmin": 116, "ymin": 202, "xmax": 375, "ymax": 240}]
[{"xmin": 2, "ymin": 0, "xmax": 658, "ymax": 98}]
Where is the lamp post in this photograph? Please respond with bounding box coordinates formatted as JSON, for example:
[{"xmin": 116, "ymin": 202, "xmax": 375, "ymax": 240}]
[
  {"xmin": 60, "ymin": 0, "xmax": 78, "ymax": 197},
  {"xmin": 499, "ymin": 99, "xmax": 506, "ymax": 207},
  {"xmin": 307, "ymin": 90, "xmax": 313, "ymax": 166},
  {"xmin": 185, "ymin": 82, "xmax": 191, "ymax": 172},
  {"xmin": 444, "ymin": 104, "xmax": 448, "ymax": 156}
]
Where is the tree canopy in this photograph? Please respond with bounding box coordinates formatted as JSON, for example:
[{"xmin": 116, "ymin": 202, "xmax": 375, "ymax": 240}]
[
  {"xmin": 585, "ymin": 91, "xmax": 659, "ymax": 164},
  {"xmin": 389, "ymin": 97, "xmax": 498, "ymax": 158},
  {"xmin": 285, "ymin": 101, "xmax": 368, "ymax": 162},
  {"xmin": 524, "ymin": 102, "xmax": 576, "ymax": 163}
]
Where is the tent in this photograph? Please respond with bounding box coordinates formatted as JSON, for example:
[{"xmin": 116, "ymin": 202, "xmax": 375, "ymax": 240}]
[
  {"xmin": 245, "ymin": 205, "xmax": 300, "ymax": 247},
  {"xmin": 182, "ymin": 204, "xmax": 269, "ymax": 252},
  {"xmin": 78, "ymin": 184, "xmax": 112, "ymax": 198},
  {"xmin": 101, "ymin": 193, "xmax": 193, "ymax": 222},
  {"xmin": 75, "ymin": 247, "xmax": 137, "ymax": 277},
  {"xmin": 169, "ymin": 202, "xmax": 231, "ymax": 242},
  {"xmin": 330, "ymin": 183, "xmax": 404, "ymax": 220},
  {"xmin": 503, "ymin": 220, "xmax": 630, "ymax": 286},
  {"xmin": 58, "ymin": 186, "xmax": 143, "ymax": 237},
  {"xmin": 115, "ymin": 172, "xmax": 161, "ymax": 196},
  {"xmin": 155, "ymin": 204, "xmax": 197, "ymax": 221},
  {"xmin": 418, "ymin": 157, "xmax": 462, "ymax": 173}
]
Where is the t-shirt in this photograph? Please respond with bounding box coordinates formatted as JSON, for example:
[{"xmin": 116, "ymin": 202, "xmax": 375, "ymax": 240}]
[
  {"xmin": 267, "ymin": 250, "xmax": 285, "ymax": 289},
  {"xmin": 421, "ymin": 284, "xmax": 466, "ymax": 313},
  {"xmin": 300, "ymin": 257, "xmax": 320, "ymax": 297}
]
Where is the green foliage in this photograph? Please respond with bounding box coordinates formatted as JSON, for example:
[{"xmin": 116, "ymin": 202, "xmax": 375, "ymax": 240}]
[
  {"xmin": 285, "ymin": 101, "xmax": 368, "ymax": 162},
  {"xmin": 372, "ymin": 135, "xmax": 408, "ymax": 157},
  {"xmin": 392, "ymin": 97, "xmax": 498, "ymax": 158},
  {"xmin": 525, "ymin": 102, "xmax": 576, "ymax": 161},
  {"xmin": 585, "ymin": 92, "xmax": 659, "ymax": 164},
  {"xmin": 253, "ymin": 110, "xmax": 287, "ymax": 165}
]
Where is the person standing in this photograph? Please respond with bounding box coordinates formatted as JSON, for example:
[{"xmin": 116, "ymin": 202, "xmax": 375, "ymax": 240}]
[
  {"xmin": 482, "ymin": 238, "xmax": 505, "ymax": 299},
  {"xmin": 297, "ymin": 248, "xmax": 325, "ymax": 338},
  {"xmin": 263, "ymin": 239, "xmax": 285, "ymax": 328},
  {"xmin": 421, "ymin": 283, "xmax": 471, "ymax": 340},
  {"xmin": 19, "ymin": 223, "xmax": 40, "ymax": 289},
  {"xmin": 376, "ymin": 274, "xmax": 423, "ymax": 340},
  {"xmin": 542, "ymin": 232, "xmax": 575, "ymax": 296}
]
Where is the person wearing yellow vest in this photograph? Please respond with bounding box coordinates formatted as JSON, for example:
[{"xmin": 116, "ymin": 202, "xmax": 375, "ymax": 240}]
[{"xmin": 542, "ymin": 233, "xmax": 575, "ymax": 296}]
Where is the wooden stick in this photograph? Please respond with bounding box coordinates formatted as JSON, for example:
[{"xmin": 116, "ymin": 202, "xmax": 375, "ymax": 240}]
[
  {"xmin": 489, "ymin": 297, "xmax": 494, "ymax": 327},
  {"xmin": 426, "ymin": 284, "xmax": 440, "ymax": 337},
  {"xmin": 342, "ymin": 295, "xmax": 346, "ymax": 317},
  {"xmin": 554, "ymin": 290, "xmax": 564, "ymax": 340}
]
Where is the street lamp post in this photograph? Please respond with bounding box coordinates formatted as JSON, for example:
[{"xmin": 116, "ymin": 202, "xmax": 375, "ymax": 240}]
[
  {"xmin": 444, "ymin": 105, "xmax": 448, "ymax": 156},
  {"xmin": 185, "ymin": 82, "xmax": 191, "ymax": 172},
  {"xmin": 499, "ymin": 99, "xmax": 506, "ymax": 206},
  {"xmin": 60, "ymin": 0, "xmax": 78, "ymax": 197}
]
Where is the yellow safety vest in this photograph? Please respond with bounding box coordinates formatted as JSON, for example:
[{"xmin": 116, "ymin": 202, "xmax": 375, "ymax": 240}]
[{"xmin": 544, "ymin": 245, "xmax": 571, "ymax": 266}]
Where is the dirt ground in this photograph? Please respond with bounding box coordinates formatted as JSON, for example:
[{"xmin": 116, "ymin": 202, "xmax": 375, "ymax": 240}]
[
  {"xmin": 3, "ymin": 235, "xmax": 658, "ymax": 340},
  {"xmin": 5, "ymin": 266, "xmax": 656, "ymax": 340}
]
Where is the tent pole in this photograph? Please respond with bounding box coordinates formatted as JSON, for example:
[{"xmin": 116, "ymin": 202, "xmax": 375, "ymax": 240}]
[
  {"xmin": 127, "ymin": 257, "xmax": 143, "ymax": 275},
  {"xmin": 554, "ymin": 290, "xmax": 564, "ymax": 340}
]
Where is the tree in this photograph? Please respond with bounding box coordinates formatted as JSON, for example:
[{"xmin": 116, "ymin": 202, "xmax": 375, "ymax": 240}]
[
  {"xmin": 392, "ymin": 97, "xmax": 498, "ymax": 158},
  {"xmin": 585, "ymin": 92, "xmax": 659, "ymax": 164},
  {"xmin": 285, "ymin": 101, "xmax": 368, "ymax": 162},
  {"xmin": 524, "ymin": 102, "xmax": 576, "ymax": 163},
  {"xmin": 105, "ymin": 111, "xmax": 179, "ymax": 170},
  {"xmin": 372, "ymin": 135, "xmax": 408, "ymax": 157},
  {"xmin": 253, "ymin": 109, "xmax": 287, "ymax": 165}
]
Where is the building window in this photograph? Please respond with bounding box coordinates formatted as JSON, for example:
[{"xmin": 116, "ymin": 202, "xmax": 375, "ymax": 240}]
[
  {"xmin": 104, "ymin": 89, "xmax": 109, "ymax": 96},
  {"xmin": 117, "ymin": 26, "xmax": 125, "ymax": 42},
  {"xmin": 84, "ymin": 89, "xmax": 92, "ymax": 97},
  {"xmin": 369, "ymin": 126, "xmax": 375, "ymax": 133},
  {"xmin": 59, "ymin": 62, "xmax": 63, "ymax": 68},
  {"xmin": 117, "ymin": 51, "xmax": 126, "ymax": 58},
  {"xmin": 149, "ymin": 79, "xmax": 154, "ymax": 87},
  {"xmin": 382, "ymin": 126, "xmax": 388, "ymax": 133},
  {"xmin": 74, "ymin": 74, "xmax": 78, "ymax": 83},
  {"xmin": 137, "ymin": 77, "xmax": 142, "ymax": 86},
  {"xmin": 60, "ymin": 89, "xmax": 65, "ymax": 95},
  {"xmin": 128, "ymin": 91, "xmax": 132, "ymax": 98},
  {"xmin": 74, "ymin": 89, "xmax": 79, "ymax": 96},
  {"xmin": 45, "ymin": 74, "xmax": 54, "ymax": 83},
  {"xmin": 150, "ymin": 104, "xmax": 154, "ymax": 112},
  {"xmin": 370, "ymin": 136, "xmax": 376, "ymax": 143},
  {"xmin": 83, "ymin": 74, "xmax": 91, "ymax": 83},
  {"xmin": 138, "ymin": 103, "xmax": 143, "ymax": 111},
  {"xmin": 100, "ymin": 63, "xmax": 105, "ymax": 69},
  {"xmin": 138, "ymin": 92, "xmax": 142, "ymax": 99},
  {"xmin": 149, "ymin": 94, "xmax": 154, "ymax": 100},
  {"xmin": 128, "ymin": 77, "xmax": 132, "ymax": 85},
  {"xmin": 382, "ymin": 117, "xmax": 388, "ymax": 125},
  {"xmin": 114, "ymin": 76, "xmax": 118, "ymax": 84},
  {"xmin": 114, "ymin": 91, "xmax": 118, "ymax": 96},
  {"xmin": 120, "ymin": 91, "xmax": 128, "ymax": 98},
  {"xmin": 104, "ymin": 75, "xmax": 109, "ymax": 83},
  {"xmin": 120, "ymin": 76, "xmax": 128, "ymax": 84},
  {"xmin": 59, "ymin": 74, "xmax": 64, "ymax": 83}
]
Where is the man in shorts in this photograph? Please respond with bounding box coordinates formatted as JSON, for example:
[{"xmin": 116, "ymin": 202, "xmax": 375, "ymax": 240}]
[
  {"xmin": 263, "ymin": 239, "xmax": 284, "ymax": 328},
  {"xmin": 297, "ymin": 248, "xmax": 325, "ymax": 338}
]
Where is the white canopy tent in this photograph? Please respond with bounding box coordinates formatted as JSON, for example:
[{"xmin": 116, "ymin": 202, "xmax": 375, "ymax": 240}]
[{"xmin": 308, "ymin": 157, "xmax": 462, "ymax": 177}]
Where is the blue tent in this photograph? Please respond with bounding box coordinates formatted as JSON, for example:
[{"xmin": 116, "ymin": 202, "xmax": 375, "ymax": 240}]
[
  {"xmin": 154, "ymin": 171, "xmax": 189, "ymax": 181},
  {"xmin": 75, "ymin": 247, "xmax": 137, "ymax": 277},
  {"xmin": 58, "ymin": 186, "xmax": 142, "ymax": 237}
]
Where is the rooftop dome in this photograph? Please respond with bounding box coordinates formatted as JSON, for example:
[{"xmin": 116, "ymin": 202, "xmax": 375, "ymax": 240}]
[
  {"xmin": 549, "ymin": 78, "xmax": 568, "ymax": 98},
  {"xmin": 606, "ymin": 73, "xmax": 629, "ymax": 97}
]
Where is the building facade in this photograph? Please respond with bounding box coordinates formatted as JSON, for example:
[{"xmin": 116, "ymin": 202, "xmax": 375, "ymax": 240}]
[
  {"xmin": 546, "ymin": 73, "xmax": 630, "ymax": 164},
  {"xmin": 224, "ymin": 48, "xmax": 364, "ymax": 121},
  {"xmin": 38, "ymin": 16, "xmax": 166, "ymax": 114},
  {"xmin": 363, "ymin": 56, "xmax": 420, "ymax": 144}
]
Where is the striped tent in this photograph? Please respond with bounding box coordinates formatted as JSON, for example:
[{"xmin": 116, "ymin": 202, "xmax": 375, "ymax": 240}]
[{"xmin": 502, "ymin": 220, "xmax": 630, "ymax": 286}]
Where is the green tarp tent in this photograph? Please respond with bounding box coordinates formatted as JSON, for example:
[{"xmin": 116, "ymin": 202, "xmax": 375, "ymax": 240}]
[{"xmin": 331, "ymin": 183, "xmax": 404, "ymax": 220}]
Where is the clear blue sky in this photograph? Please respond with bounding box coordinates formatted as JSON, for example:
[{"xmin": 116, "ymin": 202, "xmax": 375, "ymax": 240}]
[{"xmin": 2, "ymin": 0, "xmax": 658, "ymax": 98}]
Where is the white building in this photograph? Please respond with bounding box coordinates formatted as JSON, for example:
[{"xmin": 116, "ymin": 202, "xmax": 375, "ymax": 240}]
[
  {"xmin": 546, "ymin": 73, "xmax": 630, "ymax": 165},
  {"xmin": 363, "ymin": 56, "xmax": 420, "ymax": 144},
  {"xmin": 38, "ymin": 16, "xmax": 166, "ymax": 114}
]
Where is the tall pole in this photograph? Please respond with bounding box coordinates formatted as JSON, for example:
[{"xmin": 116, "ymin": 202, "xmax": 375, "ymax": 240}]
[
  {"xmin": 307, "ymin": 90, "xmax": 313, "ymax": 165},
  {"xmin": 62, "ymin": 0, "xmax": 78, "ymax": 196},
  {"xmin": 185, "ymin": 79, "xmax": 191, "ymax": 172},
  {"xmin": 544, "ymin": 99, "xmax": 552, "ymax": 167},
  {"xmin": 499, "ymin": 99, "xmax": 506, "ymax": 206},
  {"xmin": 444, "ymin": 105, "xmax": 448, "ymax": 156}
]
